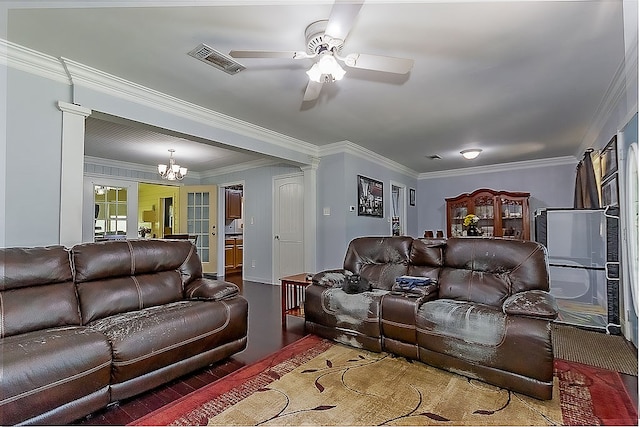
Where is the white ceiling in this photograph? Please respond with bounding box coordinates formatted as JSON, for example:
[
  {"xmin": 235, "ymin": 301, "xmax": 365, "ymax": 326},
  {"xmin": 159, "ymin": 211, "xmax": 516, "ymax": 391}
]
[{"xmin": 5, "ymin": 1, "xmax": 629, "ymax": 173}]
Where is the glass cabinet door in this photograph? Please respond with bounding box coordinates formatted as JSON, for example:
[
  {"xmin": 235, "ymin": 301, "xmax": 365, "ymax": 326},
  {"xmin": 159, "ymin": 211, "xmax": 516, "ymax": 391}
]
[
  {"xmin": 473, "ymin": 193, "xmax": 495, "ymax": 237},
  {"xmin": 500, "ymin": 196, "xmax": 526, "ymax": 239},
  {"xmin": 449, "ymin": 200, "xmax": 468, "ymax": 237}
]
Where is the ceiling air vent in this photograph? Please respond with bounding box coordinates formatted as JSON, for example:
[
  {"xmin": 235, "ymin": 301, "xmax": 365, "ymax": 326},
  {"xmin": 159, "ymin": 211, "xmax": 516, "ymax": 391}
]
[{"xmin": 188, "ymin": 43, "xmax": 245, "ymax": 75}]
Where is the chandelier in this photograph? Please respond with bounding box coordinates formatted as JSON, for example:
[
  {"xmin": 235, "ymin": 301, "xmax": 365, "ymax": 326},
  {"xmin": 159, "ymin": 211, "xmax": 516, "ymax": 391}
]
[{"xmin": 158, "ymin": 149, "xmax": 188, "ymax": 181}]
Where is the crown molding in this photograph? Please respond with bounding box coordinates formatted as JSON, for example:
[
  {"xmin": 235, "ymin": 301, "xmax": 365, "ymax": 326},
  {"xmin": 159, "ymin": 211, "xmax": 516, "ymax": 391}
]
[
  {"xmin": 578, "ymin": 34, "xmax": 638, "ymax": 155},
  {"xmin": 199, "ymin": 158, "xmax": 283, "ymax": 179},
  {"xmin": 84, "ymin": 154, "xmax": 282, "ymax": 181},
  {"xmin": 319, "ymin": 140, "xmax": 419, "ymax": 179},
  {"xmin": 418, "ymin": 155, "xmax": 577, "ymax": 180},
  {"xmin": 0, "ymin": 39, "xmax": 70, "ymax": 84},
  {"xmin": 60, "ymin": 57, "xmax": 319, "ymax": 156}
]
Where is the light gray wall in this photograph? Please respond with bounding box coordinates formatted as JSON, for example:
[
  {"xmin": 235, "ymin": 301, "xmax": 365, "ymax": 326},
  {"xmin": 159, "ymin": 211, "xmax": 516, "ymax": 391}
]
[
  {"xmin": 317, "ymin": 153, "xmax": 348, "ymax": 270},
  {"xmin": 316, "ymin": 152, "xmax": 418, "ymax": 271},
  {"xmin": 5, "ymin": 68, "xmax": 71, "ymax": 246},
  {"xmin": 416, "ymin": 162, "xmax": 576, "ymax": 237},
  {"xmin": 203, "ymin": 163, "xmax": 301, "ymax": 284}
]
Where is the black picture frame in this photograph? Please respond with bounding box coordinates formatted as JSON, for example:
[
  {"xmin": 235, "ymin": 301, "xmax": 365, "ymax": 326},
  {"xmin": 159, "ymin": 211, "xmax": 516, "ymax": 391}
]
[
  {"xmin": 409, "ymin": 188, "xmax": 416, "ymax": 206},
  {"xmin": 600, "ymin": 135, "xmax": 618, "ymax": 181},
  {"xmin": 357, "ymin": 175, "xmax": 384, "ymax": 217}
]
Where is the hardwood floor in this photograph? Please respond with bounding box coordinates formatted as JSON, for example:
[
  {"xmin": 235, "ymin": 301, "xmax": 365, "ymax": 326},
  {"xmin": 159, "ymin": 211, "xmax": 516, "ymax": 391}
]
[
  {"xmin": 76, "ymin": 275, "xmax": 638, "ymax": 425},
  {"xmin": 76, "ymin": 278, "xmax": 305, "ymax": 425}
]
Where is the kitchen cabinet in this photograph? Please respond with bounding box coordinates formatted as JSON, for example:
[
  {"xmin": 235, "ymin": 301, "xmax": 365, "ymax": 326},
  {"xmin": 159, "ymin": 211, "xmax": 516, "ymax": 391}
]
[
  {"xmin": 225, "ymin": 237, "xmax": 243, "ymax": 273},
  {"xmin": 446, "ymin": 189, "xmax": 530, "ymax": 239},
  {"xmin": 225, "ymin": 189, "xmax": 242, "ymax": 219}
]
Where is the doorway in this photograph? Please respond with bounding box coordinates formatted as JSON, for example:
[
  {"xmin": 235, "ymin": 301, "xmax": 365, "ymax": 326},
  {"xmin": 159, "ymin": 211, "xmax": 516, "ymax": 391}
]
[
  {"xmin": 390, "ymin": 182, "xmax": 407, "ymax": 236},
  {"xmin": 222, "ymin": 183, "xmax": 244, "ymax": 287}
]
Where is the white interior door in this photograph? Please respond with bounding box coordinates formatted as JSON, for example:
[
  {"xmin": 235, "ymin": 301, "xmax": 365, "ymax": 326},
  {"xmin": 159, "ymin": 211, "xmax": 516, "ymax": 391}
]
[
  {"xmin": 179, "ymin": 185, "xmax": 218, "ymax": 275},
  {"xmin": 273, "ymin": 174, "xmax": 305, "ymax": 282}
]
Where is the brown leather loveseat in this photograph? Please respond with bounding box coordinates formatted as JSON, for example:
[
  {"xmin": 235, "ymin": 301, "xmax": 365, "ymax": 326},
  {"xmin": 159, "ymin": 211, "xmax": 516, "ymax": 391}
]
[
  {"xmin": 305, "ymin": 236, "xmax": 558, "ymax": 400},
  {"xmin": 0, "ymin": 239, "xmax": 248, "ymax": 425}
]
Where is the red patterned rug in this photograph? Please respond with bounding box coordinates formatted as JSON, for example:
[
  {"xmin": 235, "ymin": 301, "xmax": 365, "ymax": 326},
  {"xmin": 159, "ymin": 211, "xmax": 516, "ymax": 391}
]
[{"xmin": 132, "ymin": 335, "xmax": 637, "ymax": 426}]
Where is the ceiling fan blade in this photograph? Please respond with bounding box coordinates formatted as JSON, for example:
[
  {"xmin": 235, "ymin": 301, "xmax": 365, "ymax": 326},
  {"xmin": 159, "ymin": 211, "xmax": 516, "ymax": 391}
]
[
  {"xmin": 324, "ymin": 0, "xmax": 364, "ymax": 44},
  {"xmin": 343, "ymin": 53, "xmax": 414, "ymax": 74},
  {"xmin": 229, "ymin": 50, "xmax": 312, "ymax": 59},
  {"xmin": 303, "ymin": 80, "xmax": 324, "ymax": 101}
]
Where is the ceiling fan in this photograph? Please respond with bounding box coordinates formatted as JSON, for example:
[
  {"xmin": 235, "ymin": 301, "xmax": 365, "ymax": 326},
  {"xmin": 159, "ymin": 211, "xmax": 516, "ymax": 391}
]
[{"xmin": 229, "ymin": 0, "xmax": 414, "ymax": 102}]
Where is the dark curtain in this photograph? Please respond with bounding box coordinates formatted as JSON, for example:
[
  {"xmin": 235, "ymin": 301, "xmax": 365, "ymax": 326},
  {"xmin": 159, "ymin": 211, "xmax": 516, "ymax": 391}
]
[{"xmin": 574, "ymin": 149, "xmax": 600, "ymax": 208}]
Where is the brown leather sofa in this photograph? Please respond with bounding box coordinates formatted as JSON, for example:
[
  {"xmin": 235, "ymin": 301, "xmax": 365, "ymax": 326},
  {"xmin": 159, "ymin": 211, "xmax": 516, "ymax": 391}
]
[
  {"xmin": 0, "ymin": 239, "xmax": 248, "ymax": 425},
  {"xmin": 305, "ymin": 236, "xmax": 558, "ymax": 400}
]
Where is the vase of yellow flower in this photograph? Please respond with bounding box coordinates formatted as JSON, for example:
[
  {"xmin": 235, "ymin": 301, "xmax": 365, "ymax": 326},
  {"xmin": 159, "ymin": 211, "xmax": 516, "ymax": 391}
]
[{"xmin": 463, "ymin": 214, "xmax": 482, "ymax": 236}]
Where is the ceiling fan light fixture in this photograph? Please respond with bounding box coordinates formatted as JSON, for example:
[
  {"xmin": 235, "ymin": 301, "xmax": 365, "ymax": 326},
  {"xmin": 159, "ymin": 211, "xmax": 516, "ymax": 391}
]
[
  {"xmin": 461, "ymin": 149, "xmax": 482, "ymax": 160},
  {"xmin": 307, "ymin": 55, "xmax": 346, "ymax": 83},
  {"xmin": 306, "ymin": 63, "xmax": 323, "ymax": 82}
]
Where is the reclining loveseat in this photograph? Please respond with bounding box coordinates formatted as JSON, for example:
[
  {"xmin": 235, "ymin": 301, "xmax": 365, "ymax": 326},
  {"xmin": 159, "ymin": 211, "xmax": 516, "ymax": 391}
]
[
  {"xmin": 1, "ymin": 239, "xmax": 248, "ymax": 425},
  {"xmin": 305, "ymin": 236, "xmax": 558, "ymax": 400}
]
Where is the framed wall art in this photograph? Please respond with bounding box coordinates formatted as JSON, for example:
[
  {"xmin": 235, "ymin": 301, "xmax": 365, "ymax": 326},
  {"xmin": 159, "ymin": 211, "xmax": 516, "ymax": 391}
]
[
  {"xmin": 600, "ymin": 135, "xmax": 618, "ymax": 181},
  {"xmin": 409, "ymin": 188, "xmax": 416, "ymax": 206},
  {"xmin": 358, "ymin": 175, "xmax": 383, "ymax": 217}
]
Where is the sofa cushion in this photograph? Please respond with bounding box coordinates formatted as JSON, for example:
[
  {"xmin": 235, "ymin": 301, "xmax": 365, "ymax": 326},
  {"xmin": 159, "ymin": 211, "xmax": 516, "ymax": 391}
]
[
  {"xmin": 77, "ymin": 271, "xmax": 184, "ymax": 324},
  {"xmin": 416, "ymin": 299, "xmax": 555, "ymax": 384},
  {"xmin": 72, "ymin": 239, "xmax": 199, "ymax": 283},
  {"xmin": 2, "ymin": 282, "xmax": 81, "ymax": 337},
  {"xmin": 417, "ymin": 299, "xmax": 507, "ymax": 347},
  {"xmin": 1, "ymin": 245, "xmax": 72, "ymax": 289},
  {"xmin": 343, "ymin": 237, "xmax": 412, "ymax": 290},
  {"xmin": 0, "ymin": 246, "xmax": 80, "ymax": 337},
  {"xmin": 438, "ymin": 238, "xmax": 550, "ymax": 305},
  {"xmin": 72, "ymin": 240, "xmax": 203, "ymax": 323},
  {"xmin": 0, "ymin": 326, "xmax": 111, "ymax": 426},
  {"xmin": 87, "ymin": 300, "xmax": 246, "ymax": 384},
  {"xmin": 406, "ymin": 239, "xmax": 443, "ymax": 280},
  {"xmin": 317, "ymin": 287, "xmax": 387, "ymax": 335}
]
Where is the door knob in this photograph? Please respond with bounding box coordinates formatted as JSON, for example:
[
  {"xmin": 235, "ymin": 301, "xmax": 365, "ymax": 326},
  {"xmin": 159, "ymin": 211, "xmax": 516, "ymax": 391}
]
[{"xmin": 275, "ymin": 235, "xmax": 280, "ymax": 240}]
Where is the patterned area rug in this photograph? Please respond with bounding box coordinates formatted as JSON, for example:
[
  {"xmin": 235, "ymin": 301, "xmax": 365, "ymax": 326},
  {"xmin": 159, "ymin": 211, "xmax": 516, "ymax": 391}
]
[{"xmin": 132, "ymin": 335, "xmax": 637, "ymax": 426}]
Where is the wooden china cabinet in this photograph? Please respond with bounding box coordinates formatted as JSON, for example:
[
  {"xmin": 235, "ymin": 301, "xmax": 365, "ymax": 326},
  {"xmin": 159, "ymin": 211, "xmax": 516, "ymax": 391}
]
[{"xmin": 445, "ymin": 189, "xmax": 531, "ymax": 239}]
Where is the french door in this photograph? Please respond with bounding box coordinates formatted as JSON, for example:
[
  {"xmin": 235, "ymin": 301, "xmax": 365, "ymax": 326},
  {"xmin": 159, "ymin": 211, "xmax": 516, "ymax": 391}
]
[{"xmin": 179, "ymin": 185, "xmax": 218, "ymax": 274}]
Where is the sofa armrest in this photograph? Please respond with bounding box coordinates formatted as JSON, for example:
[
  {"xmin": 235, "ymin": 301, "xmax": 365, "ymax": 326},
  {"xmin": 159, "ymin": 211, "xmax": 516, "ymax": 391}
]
[
  {"xmin": 312, "ymin": 269, "xmax": 347, "ymax": 288},
  {"xmin": 502, "ymin": 290, "xmax": 558, "ymax": 320},
  {"xmin": 184, "ymin": 278, "xmax": 239, "ymax": 301}
]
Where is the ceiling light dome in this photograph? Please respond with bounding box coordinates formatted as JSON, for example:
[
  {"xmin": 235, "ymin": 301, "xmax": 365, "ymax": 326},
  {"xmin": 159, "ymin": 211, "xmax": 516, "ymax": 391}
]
[{"xmin": 461, "ymin": 149, "xmax": 482, "ymax": 160}]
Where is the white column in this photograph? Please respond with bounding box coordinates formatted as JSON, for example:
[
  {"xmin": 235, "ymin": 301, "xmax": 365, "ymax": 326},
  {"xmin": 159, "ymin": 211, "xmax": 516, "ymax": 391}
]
[
  {"xmin": 301, "ymin": 158, "xmax": 320, "ymax": 273},
  {"xmin": 58, "ymin": 101, "xmax": 91, "ymax": 247}
]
